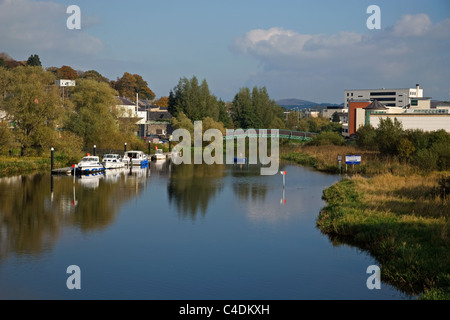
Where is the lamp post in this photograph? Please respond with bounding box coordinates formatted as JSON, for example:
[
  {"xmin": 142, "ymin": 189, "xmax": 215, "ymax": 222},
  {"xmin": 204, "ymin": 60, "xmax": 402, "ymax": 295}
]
[
  {"xmin": 148, "ymin": 140, "xmax": 151, "ymax": 156},
  {"xmin": 93, "ymin": 145, "xmax": 96, "ymax": 156},
  {"xmin": 124, "ymin": 142, "xmax": 127, "ymax": 153}
]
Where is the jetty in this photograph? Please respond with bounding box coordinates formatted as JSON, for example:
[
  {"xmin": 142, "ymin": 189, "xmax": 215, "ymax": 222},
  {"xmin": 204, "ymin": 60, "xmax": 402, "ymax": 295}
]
[{"xmin": 51, "ymin": 167, "xmax": 73, "ymax": 175}]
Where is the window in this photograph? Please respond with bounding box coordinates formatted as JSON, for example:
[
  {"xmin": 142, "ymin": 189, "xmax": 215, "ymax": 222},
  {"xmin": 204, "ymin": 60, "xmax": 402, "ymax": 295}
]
[
  {"xmin": 411, "ymin": 100, "xmax": 418, "ymax": 106},
  {"xmin": 374, "ymin": 98, "xmax": 396, "ymax": 102},
  {"xmin": 371, "ymin": 92, "xmax": 396, "ymax": 96}
]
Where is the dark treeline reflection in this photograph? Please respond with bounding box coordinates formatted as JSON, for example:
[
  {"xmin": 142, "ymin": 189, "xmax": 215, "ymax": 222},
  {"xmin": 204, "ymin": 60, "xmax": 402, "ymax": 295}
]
[
  {"xmin": 168, "ymin": 163, "xmax": 226, "ymax": 219},
  {"xmin": 0, "ymin": 168, "xmax": 148, "ymax": 259}
]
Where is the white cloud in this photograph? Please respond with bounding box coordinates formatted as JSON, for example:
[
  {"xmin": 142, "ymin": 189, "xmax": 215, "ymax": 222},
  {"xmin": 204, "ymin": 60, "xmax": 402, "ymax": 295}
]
[
  {"xmin": 392, "ymin": 14, "xmax": 432, "ymax": 37},
  {"xmin": 231, "ymin": 14, "xmax": 450, "ymax": 102},
  {"xmin": 0, "ymin": 0, "xmax": 104, "ymax": 61}
]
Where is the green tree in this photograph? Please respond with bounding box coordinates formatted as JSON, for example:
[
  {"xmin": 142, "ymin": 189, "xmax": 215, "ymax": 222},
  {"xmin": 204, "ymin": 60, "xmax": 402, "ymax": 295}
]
[
  {"xmin": 332, "ymin": 112, "xmax": 340, "ymax": 123},
  {"xmin": 356, "ymin": 124, "xmax": 377, "ymax": 150},
  {"xmin": 218, "ymin": 100, "xmax": 232, "ymax": 128},
  {"xmin": 168, "ymin": 76, "xmax": 220, "ymax": 122},
  {"xmin": 65, "ymin": 79, "xmax": 122, "ymax": 149},
  {"xmin": 398, "ymin": 138, "xmax": 416, "ymax": 161},
  {"xmin": 0, "ymin": 122, "xmax": 15, "ymax": 155},
  {"xmin": 376, "ymin": 117, "xmax": 404, "ymax": 156},
  {"xmin": 231, "ymin": 87, "xmax": 256, "ymax": 129},
  {"xmin": 80, "ymin": 70, "xmax": 110, "ymax": 83},
  {"xmin": 26, "ymin": 54, "xmax": 42, "ymax": 67},
  {"xmin": 285, "ymin": 111, "xmax": 298, "ymax": 130},
  {"xmin": 0, "ymin": 66, "xmax": 63, "ymax": 155}
]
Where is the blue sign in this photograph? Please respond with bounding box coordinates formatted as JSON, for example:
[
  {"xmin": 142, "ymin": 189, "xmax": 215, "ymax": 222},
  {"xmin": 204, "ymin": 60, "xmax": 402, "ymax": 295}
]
[{"xmin": 346, "ymin": 155, "xmax": 361, "ymax": 165}]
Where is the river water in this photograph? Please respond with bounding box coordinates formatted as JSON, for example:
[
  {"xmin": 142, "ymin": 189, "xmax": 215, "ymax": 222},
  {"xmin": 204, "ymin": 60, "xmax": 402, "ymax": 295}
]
[{"xmin": 0, "ymin": 160, "xmax": 412, "ymax": 300}]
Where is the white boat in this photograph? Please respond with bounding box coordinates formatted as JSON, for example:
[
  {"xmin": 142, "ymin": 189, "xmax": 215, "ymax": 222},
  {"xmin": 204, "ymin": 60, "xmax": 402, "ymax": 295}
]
[
  {"xmin": 123, "ymin": 150, "xmax": 149, "ymax": 166},
  {"xmin": 151, "ymin": 149, "xmax": 166, "ymax": 161},
  {"xmin": 102, "ymin": 154, "xmax": 125, "ymax": 169},
  {"xmin": 75, "ymin": 155, "xmax": 105, "ymax": 175}
]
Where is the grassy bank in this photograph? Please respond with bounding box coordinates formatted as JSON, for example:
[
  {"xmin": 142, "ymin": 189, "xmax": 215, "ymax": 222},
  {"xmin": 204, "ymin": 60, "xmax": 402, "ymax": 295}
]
[
  {"xmin": 317, "ymin": 173, "xmax": 450, "ymax": 299},
  {"xmin": 281, "ymin": 145, "xmax": 423, "ymax": 176},
  {"xmin": 0, "ymin": 156, "xmax": 66, "ymax": 177}
]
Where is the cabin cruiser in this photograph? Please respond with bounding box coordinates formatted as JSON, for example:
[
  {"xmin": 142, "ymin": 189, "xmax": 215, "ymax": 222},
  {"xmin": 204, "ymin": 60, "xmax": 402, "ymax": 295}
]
[
  {"xmin": 123, "ymin": 150, "xmax": 149, "ymax": 166},
  {"xmin": 151, "ymin": 149, "xmax": 166, "ymax": 161},
  {"xmin": 102, "ymin": 154, "xmax": 125, "ymax": 169},
  {"xmin": 75, "ymin": 155, "xmax": 105, "ymax": 175}
]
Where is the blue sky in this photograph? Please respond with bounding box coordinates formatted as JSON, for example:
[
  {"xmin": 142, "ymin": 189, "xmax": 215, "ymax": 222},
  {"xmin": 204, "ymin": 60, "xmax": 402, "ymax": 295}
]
[{"xmin": 1, "ymin": 0, "xmax": 449, "ymax": 103}]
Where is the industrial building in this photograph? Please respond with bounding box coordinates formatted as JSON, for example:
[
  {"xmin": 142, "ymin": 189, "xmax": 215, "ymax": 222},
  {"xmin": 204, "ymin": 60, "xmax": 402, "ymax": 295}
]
[{"xmin": 342, "ymin": 84, "xmax": 450, "ymax": 137}]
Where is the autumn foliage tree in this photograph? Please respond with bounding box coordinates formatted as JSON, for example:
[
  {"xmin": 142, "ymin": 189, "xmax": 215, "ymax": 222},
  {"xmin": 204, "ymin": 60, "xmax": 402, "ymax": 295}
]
[
  {"xmin": 57, "ymin": 65, "xmax": 78, "ymax": 80},
  {"xmin": 114, "ymin": 72, "xmax": 155, "ymax": 101}
]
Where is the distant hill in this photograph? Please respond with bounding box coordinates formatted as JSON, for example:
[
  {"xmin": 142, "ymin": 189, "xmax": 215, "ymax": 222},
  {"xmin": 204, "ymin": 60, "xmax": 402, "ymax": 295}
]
[{"xmin": 277, "ymin": 98, "xmax": 343, "ymax": 110}]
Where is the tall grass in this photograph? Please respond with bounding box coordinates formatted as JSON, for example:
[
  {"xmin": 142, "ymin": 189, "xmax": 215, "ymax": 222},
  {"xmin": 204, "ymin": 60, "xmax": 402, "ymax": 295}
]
[
  {"xmin": 318, "ymin": 173, "xmax": 450, "ymax": 299},
  {"xmin": 282, "ymin": 145, "xmax": 423, "ymax": 175}
]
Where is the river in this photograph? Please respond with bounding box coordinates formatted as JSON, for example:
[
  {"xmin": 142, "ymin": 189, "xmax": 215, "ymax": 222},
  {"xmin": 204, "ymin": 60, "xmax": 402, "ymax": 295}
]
[{"xmin": 0, "ymin": 160, "xmax": 412, "ymax": 300}]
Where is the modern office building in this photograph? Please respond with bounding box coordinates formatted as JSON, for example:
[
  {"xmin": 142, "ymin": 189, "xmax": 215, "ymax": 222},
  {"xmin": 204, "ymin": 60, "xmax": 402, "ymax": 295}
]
[{"xmin": 344, "ymin": 84, "xmax": 423, "ymax": 109}]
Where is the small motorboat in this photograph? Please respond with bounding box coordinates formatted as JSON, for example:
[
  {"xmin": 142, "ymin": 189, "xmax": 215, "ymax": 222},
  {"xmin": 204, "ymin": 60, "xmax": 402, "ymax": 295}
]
[
  {"xmin": 102, "ymin": 154, "xmax": 125, "ymax": 169},
  {"xmin": 75, "ymin": 155, "xmax": 105, "ymax": 175},
  {"xmin": 123, "ymin": 150, "xmax": 149, "ymax": 166},
  {"xmin": 151, "ymin": 149, "xmax": 166, "ymax": 161}
]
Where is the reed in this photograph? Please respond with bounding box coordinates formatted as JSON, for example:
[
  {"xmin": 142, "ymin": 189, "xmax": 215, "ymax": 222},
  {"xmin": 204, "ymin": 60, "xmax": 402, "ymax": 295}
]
[{"xmin": 318, "ymin": 173, "xmax": 450, "ymax": 299}]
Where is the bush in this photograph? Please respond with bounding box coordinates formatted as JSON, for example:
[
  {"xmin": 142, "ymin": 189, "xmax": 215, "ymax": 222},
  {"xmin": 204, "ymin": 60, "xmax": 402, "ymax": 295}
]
[
  {"xmin": 356, "ymin": 125, "xmax": 377, "ymax": 150},
  {"xmin": 308, "ymin": 131, "xmax": 345, "ymax": 146}
]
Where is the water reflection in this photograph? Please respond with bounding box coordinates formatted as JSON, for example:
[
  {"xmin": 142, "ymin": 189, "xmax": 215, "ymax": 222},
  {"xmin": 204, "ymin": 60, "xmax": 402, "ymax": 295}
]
[
  {"xmin": 167, "ymin": 163, "xmax": 225, "ymax": 219},
  {"xmin": 0, "ymin": 168, "xmax": 150, "ymax": 260}
]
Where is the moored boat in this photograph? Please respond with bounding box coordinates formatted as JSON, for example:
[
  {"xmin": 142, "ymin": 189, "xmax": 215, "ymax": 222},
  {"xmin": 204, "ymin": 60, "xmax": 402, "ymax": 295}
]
[
  {"xmin": 102, "ymin": 154, "xmax": 125, "ymax": 169},
  {"xmin": 123, "ymin": 150, "xmax": 149, "ymax": 166},
  {"xmin": 75, "ymin": 155, "xmax": 105, "ymax": 175},
  {"xmin": 151, "ymin": 149, "xmax": 166, "ymax": 161}
]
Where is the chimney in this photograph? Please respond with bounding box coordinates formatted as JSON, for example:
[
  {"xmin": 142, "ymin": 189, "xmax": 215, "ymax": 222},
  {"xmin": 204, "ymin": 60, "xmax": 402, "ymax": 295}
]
[{"xmin": 416, "ymin": 84, "xmax": 420, "ymax": 97}]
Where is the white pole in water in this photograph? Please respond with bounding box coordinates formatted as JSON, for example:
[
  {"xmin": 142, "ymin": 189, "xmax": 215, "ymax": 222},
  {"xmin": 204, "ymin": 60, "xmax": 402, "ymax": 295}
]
[{"xmin": 280, "ymin": 171, "xmax": 286, "ymax": 189}]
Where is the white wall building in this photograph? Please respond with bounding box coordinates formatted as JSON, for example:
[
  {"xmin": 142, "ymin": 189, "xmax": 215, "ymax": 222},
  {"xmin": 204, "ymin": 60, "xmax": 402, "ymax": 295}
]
[{"xmin": 344, "ymin": 84, "xmax": 423, "ymax": 109}]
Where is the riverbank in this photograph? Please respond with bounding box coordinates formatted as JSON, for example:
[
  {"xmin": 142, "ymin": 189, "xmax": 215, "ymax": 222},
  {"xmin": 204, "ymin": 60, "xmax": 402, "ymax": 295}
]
[
  {"xmin": 281, "ymin": 144, "xmax": 422, "ymax": 176},
  {"xmin": 282, "ymin": 145, "xmax": 450, "ymax": 299},
  {"xmin": 0, "ymin": 156, "xmax": 68, "ymax": 177},
  {"xmin": 317, "ymin": 173, "xmax": 450, "ymax": 300}
]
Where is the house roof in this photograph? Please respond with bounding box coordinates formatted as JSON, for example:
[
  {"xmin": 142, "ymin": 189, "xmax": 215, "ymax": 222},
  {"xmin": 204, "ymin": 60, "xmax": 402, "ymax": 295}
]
[
  {"xmin": 365, "ymin": 100, "xmax": 388, "ymax": 110},
  {"xmin": 148, "ymin": 112, "xmax": 173, "ymax": 121},
  {"xmin": 116, "ymin": 96, "xmax": 136, "ymax": 106}
]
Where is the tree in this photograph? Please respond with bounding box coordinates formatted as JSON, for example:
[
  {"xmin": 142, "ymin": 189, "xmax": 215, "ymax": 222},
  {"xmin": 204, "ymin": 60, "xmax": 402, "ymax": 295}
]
[
  {"xmin": 133, "ymin": 74, "xmax": 155, "ymax": 100},
  {"xmin": 57, "ymin": 65, "xmax": 78, "ymax": 80},
  {"xmin": 0, "ymin": 122, "xmax": 15, "ymax": 155},
  {"xmin": 26, "ymin": 54, "xmax": 42, "ymax": 67},
  {"xmin": 398, "ymin": 138, "xmax": 416, "ymax": 161},
  {"xmin": 332, "ymin": 112, "xmax": 340, "ymax": 123},
  {"xmin": 218, "ymin": 100, "xmax": 232, "ymax": 128},
  {"xmin": 80, "ymin": 70, "xmax": 110, "ymax": 83},
  {"xmin": 375, "ymin": 117, "xmax": 404, "ymax": 156},
  {"xmin": 356, "ymin": 124, "xmax": 377, "ymax": 150},
  {"xmin": 65, "ymin": 79, "xmax": 122, "ymax": 149},
  {"xmin": 154, "ymin": 96, "xmax": 169, "ymax": 107},
  {"xmin": 0, "ymin": 66, "xmax": 63, "ymax": 155},
  {"xmin": 168, "ymin": 76, "xmax": 220, "ymax": 122},
  {"xmin": 114, "ymin": 72, "xmax": 155, "ymax": 101},
  {"xmin": 231, "ymin": 86, "xmax": 285, "ymax": 129}
]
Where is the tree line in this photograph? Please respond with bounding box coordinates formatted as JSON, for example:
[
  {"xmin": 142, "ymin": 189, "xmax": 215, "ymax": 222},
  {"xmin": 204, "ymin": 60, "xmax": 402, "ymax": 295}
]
[{"xmin": 355, "ymin": 119, "xmax": 450, "ymax": 171}]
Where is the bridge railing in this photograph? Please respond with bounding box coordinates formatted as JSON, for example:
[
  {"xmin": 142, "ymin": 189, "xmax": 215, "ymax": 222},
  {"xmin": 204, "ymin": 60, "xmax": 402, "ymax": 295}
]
[{"xmin": 223, "ymin": 129, "xmax": 317, "ymax": 141}]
